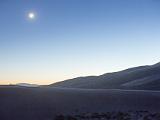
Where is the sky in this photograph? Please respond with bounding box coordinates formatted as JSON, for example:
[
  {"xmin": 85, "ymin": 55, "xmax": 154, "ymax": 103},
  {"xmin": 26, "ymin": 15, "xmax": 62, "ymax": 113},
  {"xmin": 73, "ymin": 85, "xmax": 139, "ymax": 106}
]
[{"xmin": 1, "ymin": 0, "xmax": 160, "ymax": 85}]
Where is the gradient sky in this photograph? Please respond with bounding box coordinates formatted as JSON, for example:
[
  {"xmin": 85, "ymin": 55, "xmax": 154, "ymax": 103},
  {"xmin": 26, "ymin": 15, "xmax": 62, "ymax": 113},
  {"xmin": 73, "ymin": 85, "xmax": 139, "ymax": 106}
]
[{"xmin": 1, "ymin": 0, "xmax": 160, "ymax": 85}]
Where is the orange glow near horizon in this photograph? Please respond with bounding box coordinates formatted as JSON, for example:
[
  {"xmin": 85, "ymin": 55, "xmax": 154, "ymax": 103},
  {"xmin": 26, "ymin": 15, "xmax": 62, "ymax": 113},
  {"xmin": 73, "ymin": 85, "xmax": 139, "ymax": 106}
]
[
  {"xmin": 0, "ymin": 79, "xmax": 55, "ymax": 85},
  {"xmin": 0, "ymin": 60, "xmax": 158, "ymax": 85},
  {"xmin": 0, "ymin": 75, "xmax": 74, "ymax": 85}
]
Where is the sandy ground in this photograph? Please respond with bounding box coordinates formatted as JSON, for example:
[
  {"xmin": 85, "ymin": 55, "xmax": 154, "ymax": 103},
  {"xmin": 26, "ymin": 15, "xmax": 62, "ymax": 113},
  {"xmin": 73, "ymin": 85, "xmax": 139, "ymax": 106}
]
[{"xmin": 0, "ymin": 86, "xmax": 160, "ymax": 120}]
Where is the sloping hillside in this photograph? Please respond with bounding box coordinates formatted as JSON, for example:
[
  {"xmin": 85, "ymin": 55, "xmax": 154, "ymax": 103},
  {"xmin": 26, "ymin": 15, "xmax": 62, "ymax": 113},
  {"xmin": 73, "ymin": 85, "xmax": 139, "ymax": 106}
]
[{"xmin": 50, "ymin": 62, "xmax": 160, "ymax": 90}]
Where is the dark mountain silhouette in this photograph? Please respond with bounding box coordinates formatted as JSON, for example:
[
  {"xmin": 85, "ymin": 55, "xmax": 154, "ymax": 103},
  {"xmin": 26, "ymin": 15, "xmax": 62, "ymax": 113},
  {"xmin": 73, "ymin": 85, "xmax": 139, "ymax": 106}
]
[{"xmin": 50, "ymin": 62, "xmax": 160, "ymax": 90}]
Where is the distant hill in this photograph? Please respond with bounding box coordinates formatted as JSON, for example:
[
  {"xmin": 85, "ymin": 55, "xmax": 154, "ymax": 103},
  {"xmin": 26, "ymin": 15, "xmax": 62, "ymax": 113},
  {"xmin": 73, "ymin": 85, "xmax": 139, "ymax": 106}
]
[
  {"xmin": 16, "ymin": 83, "xmax": 38, "ymax": 87},
  {"xmin": 50, "ymin": 62, "xmax": 160, "ymax": 90}
]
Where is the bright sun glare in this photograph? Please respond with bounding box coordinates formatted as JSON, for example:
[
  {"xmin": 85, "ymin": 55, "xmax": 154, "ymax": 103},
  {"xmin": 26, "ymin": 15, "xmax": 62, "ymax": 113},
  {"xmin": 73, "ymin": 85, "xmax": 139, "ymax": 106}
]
[{"xmin": 28, "ymin": 12, "xmax": 35, "ymax": 19}]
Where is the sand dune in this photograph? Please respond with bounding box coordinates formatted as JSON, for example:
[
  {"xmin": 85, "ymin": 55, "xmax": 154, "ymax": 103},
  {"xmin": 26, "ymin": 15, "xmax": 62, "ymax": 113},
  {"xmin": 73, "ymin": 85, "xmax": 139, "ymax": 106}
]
[{"xmin": 50, "ymin": 62, "xmax": 160, "ymax": 90}]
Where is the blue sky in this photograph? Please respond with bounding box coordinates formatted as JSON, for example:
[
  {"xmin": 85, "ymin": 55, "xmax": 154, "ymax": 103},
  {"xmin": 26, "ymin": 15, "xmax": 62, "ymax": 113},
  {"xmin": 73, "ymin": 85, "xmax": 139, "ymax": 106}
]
[{"xmin": 0, "ymin": 0, "xmax": 160, "ymax": 84}]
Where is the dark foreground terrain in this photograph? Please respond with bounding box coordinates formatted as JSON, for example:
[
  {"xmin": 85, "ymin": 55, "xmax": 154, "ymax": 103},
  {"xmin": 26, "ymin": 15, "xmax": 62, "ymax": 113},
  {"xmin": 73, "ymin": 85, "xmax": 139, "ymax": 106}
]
[{"xmin": 1, "ymin": 86, "xmax": 160, "ymax": 120}]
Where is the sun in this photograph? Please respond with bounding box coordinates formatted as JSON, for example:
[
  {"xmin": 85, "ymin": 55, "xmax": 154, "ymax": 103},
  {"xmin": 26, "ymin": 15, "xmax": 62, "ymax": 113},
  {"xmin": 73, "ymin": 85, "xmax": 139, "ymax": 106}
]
[{"xmin": 28, "ymin": 12, "xmax": 35, "ymax": 19}]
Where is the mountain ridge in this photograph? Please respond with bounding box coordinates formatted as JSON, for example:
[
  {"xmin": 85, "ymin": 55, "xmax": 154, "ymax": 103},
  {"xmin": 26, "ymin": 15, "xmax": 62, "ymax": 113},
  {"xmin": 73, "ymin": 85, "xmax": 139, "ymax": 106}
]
[{"xmin": 50, "ymin": 62, "xmax": 160, "ymax": 90}]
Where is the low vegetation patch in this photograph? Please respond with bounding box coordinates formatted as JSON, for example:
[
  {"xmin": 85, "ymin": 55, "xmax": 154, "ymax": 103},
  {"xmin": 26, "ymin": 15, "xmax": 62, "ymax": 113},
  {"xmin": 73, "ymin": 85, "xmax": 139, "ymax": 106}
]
[{"xmin": 54, "ymin": 111, "xmax": 160, "ymax": 120}]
